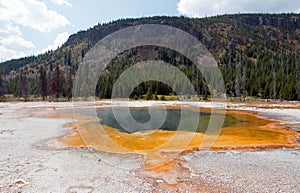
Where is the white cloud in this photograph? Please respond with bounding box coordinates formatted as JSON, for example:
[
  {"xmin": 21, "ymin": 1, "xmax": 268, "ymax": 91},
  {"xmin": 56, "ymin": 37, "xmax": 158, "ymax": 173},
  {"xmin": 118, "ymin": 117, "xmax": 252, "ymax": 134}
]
[
  {"xmin": 51, "ymin": 0, "xmax": 72, "ymax": 7},
  {"xmin": 0, "ymin": 0, "xmax": 70, "ymax": 61},
  {"xmin": 43, "ymin": 32, "xmax": 70, "ymax": 52},
  {"xmin": 0, "ymin": 46, "xmax": 30, "ymax": 62},
  {"xmin": 0, "ymin": 46, "xmax": 20, "ymax": 62},
  {"xmin": 0, "ymin": 36, "xmax": 35, "ymax": 50},
  {"xmin": 178, "ymin": 0, "xmax": 300, "ymax": 17},
  {"xmin": 0, "ymin": 0, "xmax": 70, "ymax": 32},
  {"xmin": 0, "ymin": 22, "xmax": 22, "ymax": 36},
  {"xmin": 0, "ymin": 21, "xmax": 36, "ymax": 61}
]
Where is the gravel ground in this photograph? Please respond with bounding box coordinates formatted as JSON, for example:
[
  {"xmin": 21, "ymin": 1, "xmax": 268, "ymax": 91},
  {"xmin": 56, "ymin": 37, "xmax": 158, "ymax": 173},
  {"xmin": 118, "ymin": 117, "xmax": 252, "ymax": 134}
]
[
  {"xmin": 183, "ymin": 149, "xmax": 300, "ymax": 192},
  {"xmin": 0, "ymin": 101, "xmax": 299, "ymax": 192},
  {"xmin": 0, "ymin": 102, "xmax": 147, "ymax": 193}
]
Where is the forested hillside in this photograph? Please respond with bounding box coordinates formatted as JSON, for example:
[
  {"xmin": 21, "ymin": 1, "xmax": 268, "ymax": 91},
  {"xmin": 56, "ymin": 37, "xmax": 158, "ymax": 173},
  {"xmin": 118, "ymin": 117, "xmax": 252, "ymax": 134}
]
[{"xmin": 0, "ymin": 14, "xmax": 299, "ymax": 101}]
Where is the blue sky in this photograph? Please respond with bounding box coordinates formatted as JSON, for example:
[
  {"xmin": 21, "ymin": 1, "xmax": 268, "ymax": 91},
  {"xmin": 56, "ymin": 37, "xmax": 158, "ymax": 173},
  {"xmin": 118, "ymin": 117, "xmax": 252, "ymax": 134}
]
[{"xmin": 0, "ymin": 0, "xmax": 299, "ymax": 62}]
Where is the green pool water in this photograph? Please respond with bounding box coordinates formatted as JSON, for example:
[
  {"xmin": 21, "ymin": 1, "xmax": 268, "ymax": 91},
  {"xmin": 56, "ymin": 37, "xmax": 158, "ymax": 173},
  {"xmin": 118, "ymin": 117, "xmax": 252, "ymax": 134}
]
[{"xmin": 96, "ymin": 108, "xmax": 240, "ymax": 133}]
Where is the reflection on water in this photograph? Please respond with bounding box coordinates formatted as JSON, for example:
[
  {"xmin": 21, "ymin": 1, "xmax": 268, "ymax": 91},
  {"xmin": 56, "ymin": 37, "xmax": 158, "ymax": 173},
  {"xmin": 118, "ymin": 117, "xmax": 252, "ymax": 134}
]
[{"xmin": 96, "ymin": 108, "xmax": 240, "ymax": 133}]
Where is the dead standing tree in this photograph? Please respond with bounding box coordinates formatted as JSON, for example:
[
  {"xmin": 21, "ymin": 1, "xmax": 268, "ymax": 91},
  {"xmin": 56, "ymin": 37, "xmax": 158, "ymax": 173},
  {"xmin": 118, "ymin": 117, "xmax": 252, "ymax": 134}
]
[
  {"xmin": 296, "ymin": 51, "xmax": 300, "ymax": 101},
  {"xmin": 49, "ymin": 64, "xmax": 63, "ymax": 100},
  {"xmin": 39, "ymin": 66, "xmax": 48, "ymax": 100},
  {"xmin": 0, "ymin": 69, "xmax": 4, "ymax": 98},
  {"xmin": 235, "ymin": 52, "xmax": 242, "ymax": 101},
  {"xmin": 20, "ymin": 71, "xmax": 29, "ymax": 102}
]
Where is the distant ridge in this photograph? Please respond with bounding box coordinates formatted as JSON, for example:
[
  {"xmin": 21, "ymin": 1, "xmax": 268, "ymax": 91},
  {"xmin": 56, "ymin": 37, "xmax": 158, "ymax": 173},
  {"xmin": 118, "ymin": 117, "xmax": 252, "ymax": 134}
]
[{"xmin": 0, "ymin": 14, "xmax": 299, "ymax": 101}]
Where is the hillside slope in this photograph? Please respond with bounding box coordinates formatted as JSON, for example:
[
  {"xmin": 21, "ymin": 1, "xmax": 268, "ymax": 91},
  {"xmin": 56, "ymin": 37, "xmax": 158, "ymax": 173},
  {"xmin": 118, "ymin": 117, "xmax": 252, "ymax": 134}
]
[{"xmin": 0, "ymin": 14, "xmax": 299, "ymax": 100}]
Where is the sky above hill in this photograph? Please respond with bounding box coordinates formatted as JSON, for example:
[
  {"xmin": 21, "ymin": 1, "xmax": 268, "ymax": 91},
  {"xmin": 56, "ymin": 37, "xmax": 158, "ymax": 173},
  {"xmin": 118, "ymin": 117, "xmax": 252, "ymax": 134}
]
[{"xmin": 0, "ymin": 0, "xmax": 299, "ymax": 62}]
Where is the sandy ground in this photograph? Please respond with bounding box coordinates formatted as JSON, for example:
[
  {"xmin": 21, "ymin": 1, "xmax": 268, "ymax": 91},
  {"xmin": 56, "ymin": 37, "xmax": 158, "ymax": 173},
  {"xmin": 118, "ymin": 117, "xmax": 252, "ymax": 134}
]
[{"xmin": 0, "ymin": 101, "xmax": 300, "ymax": 192}]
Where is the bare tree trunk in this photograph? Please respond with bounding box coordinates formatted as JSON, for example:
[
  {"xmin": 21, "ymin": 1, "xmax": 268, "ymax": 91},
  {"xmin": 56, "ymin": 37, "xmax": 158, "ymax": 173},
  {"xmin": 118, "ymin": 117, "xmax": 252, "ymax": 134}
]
[
  {"xmin": 39, "ymin": 66, "xmax": 48, "ymax": 101},
  {"xmin": 296, "ymin": 51, "xmax": 300, "ymax": 101},
  {"xmin": 235, "ymin": 52, "xmax": 242, "ymax": 101},
  {"xmin": 242, "ymin": 67, "xmax": 247, "ymax": 101},
  {"xmin": 0, "ymin": 69, "xmax": 4, "ymax": 97},
  {"xmin": 271, "ymin": 54, "xmax": 276, "ymax": 100},
  {"xmin": 20, "ymin": 71, "xmax": 29, "ymax": 102}
]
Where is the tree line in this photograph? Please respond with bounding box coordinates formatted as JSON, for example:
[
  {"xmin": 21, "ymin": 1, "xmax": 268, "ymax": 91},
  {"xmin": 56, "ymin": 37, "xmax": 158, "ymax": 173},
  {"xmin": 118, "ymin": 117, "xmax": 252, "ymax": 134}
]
[{"xmin": 0, "ymin": 46, "xmax": 299, "ymax": 101}]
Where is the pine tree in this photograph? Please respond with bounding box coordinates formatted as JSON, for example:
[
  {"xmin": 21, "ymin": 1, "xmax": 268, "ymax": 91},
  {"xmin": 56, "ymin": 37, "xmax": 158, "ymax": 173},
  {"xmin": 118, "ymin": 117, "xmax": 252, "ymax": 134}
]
[
  {"xmin": 80, "ymin": 81, "xmax": 88, "ymax": 100},
  {"xmin": 20, "ymin": 71, "xmax": 29, "ymax": 102},
  {"xmin": 0, "ymin": 69, "xmax": 4, "ymax": 97},
  {"xmin": 154, "ymin": 91, "xmax": 158, "ymax": 100},
  {"xmin": 39, "ymin": 66, "xmax": 48, "ymax": 100},
  {"xmin": 241, "ymin": 67, "xmax": 247, "ymax": 101},
  {"xmin": 235, "ymin": 52, "xmax": 242, "ymax": 100},
  {"xmin": 145, "ymin": 87, "xmax": 153, "ymax": 100},
  {"xmin": 271, "ymin": 54, "xmax": 276, "ymax": 100},
  {"xmin": 65, "ymin": 68, "xmax": 73, "ymax": 100},
  {"xmin": 49, "ymin": 64, "xmax": 63, "ymax": 99},
  {"xmin": 296, "ymin": 52, "xmax": 300, "ymax": 101}
]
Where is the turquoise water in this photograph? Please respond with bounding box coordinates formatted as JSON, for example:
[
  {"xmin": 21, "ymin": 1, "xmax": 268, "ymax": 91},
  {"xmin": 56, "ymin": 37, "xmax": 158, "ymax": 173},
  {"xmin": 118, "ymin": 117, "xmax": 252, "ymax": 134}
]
[{"xmin": 96, "ymin": 108, "xmax": 240, "ymax": 133}]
